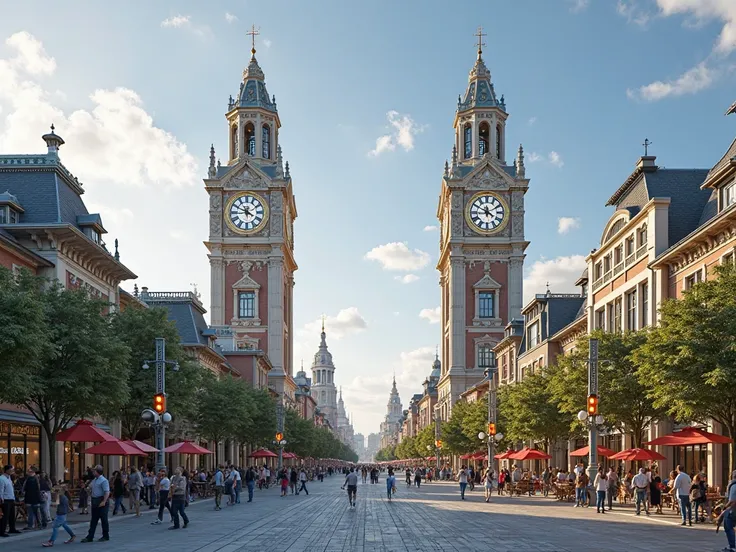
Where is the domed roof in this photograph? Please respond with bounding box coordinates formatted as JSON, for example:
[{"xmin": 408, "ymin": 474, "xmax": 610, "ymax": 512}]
[{"xmin": 228, "ymin": 50, "xmax": 277, "ymax": 114}]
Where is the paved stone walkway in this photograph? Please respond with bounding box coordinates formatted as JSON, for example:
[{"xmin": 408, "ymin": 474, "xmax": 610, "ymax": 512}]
[{"xmin": 3, "ymin": 475, "xmax": 730, "ymax": 551}]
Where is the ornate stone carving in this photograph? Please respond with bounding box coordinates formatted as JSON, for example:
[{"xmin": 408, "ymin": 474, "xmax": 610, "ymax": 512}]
[
  {"xmin": 512, "ymin": 213, "xmax": 524, "ymax": 236},
  {"xmin": 227, "ymin": 168, "xmax": 267, "ymax": 190},
  {"xmin": 270, "ymin": 213, "xmax": 283, "ymax": 236},
  {"xmin": 511, "ymin": 191, "xmax": 524, "ymax": 211},
  {"xmin": 210, "ymin": 216, "xmax": 222, "ymax": 235},
  {"xmin": 451, "ymin": 217, "xmax": 463, "ymax": 236},
  {"xmin": 468, "ymin": 171, "xmax": 506, "ymax": 190},
  {"xmin": 210, "ymin": 193, "xmax": 221, "ymax": 210},
  {"xmin": 451, "ymin": 192, "xmax": 462, "ymax": 209},
  {"xmin": 270, "ymin": 192, "xmax": 283, "ymax": 213}
]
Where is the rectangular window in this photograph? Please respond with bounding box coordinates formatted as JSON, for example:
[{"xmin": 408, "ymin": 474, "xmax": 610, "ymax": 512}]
[
  {"xmin": 528, "ymin": 321, "xmax": 540, "ymax": 348},
  {"xmin": 238, "ymin": 291, "xmax": 256, "ymax": 318},
  {"xmin": 8, "ymin": 209, "xmax": 17, "ymax": 224},
  {"xmin": 641, "ymin": 282, "xmax": 649, "ymax": 327},
  {"xmin": 477, "ymin": 346, "xmax": 495, "ymax": 369},
  {"xmin": 594, "ymin": 262, "xmax": 602, "ymax": 280},
  {"xmin": 723, "ymin": 252, "xmax": 735, "ymax": 266},
  {"xmin": 595, "ymin": 309, "xmax": 605, "ymax": 330},
  {"xmin": 638, "ymin": 226, "xmax": 648, "ymax": 247},
  {"xmin": 626, "ymin": 289, "xmax": 637, "ymax": 331},
  {"xmin": 606, "ymin": 303, "xmax": 614, "ymax": 331},
  {"xmin": 478, "ymin": 292, "xmax": 494, "ymax": 318},
  {"xmin": 614, "ymin": 245, "xmax": 623, "ymax": 265},
  {"xmin": 0, "ymin": 207, "xmax": 6, "ymax": 224},
  {"xmin": 501, "ymin": 355, "xmax": 508, "ymax": 380},
  {"xmin": 685, "ymin": 270, "xmax": 703, "ymax": 290},
  {"xmin": 724, "ymin": 182, "xmax": 736, "ymax": 209},
  {"xmin": 625, "ymin": 235, "xmax": 635, "ymax": 256},
  {"xmin": 613, "ymin": 298, "xmax": 622, "ymax": 333},
  {"xmin": 604, "ymin": 255, "xmax": 611, "ymax": 273}
]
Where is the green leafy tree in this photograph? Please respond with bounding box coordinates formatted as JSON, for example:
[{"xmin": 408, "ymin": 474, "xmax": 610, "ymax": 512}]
[
  {"xmin": 415, "ymin": 425, "xmax": 436, "ymax": 456},
  {"xmin": 239, "ymin": 387, "xmax": 276, "ymax": 448},
  {"xmin": 396, "ymin": 436, "xmax": 420, "ymax": 459},
  {"xmin": 109, "ymin": 306, "xmax": 206, "ymax": 440},
  {"xmin": 548, "ymin": 330, "xmax": 664, "ymax": 447},
  {"xmin": 284, "ymin": 408, "xmax": 317, "ymax": 457},
  {"xmin": 375, "ymin": 445, "xmax": 396, "ymax": 462},
  {"xmin": 0, "ymin": 269, "xmax": 130, "ymax": 475},
  {"xmin": 498, "ymin": 372, "xmax": 571, "ymax": 451},
  {"xmin": 634, "ymin": 263, "xmax": 736, "ymax": 470}
]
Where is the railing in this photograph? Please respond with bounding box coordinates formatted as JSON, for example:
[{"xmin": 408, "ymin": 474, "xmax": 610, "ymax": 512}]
[
  {"xmin": 592, "ymin": 244, "xmax": 650, "ymax": 293},
  {"xmin": 613, "ymin": 262, "xmax": 624, "ymax": 276}
]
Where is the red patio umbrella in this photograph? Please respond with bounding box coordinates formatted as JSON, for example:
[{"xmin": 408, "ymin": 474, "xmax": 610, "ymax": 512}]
[
  {"xmin": 569, "ymin": 445, "xmax": 617, "ymax": 457},
  {"xmin": 123, "ymin": 440, "xmax": 158, "ymax": 453},
  {"xmin": 494, "ymin": 449, "xmax": 516, "ymax": 459},
  {"xmin": 84, "ymin": 440, "xmax": 146, "ymax": 456},
  {"xmin": 460, "ymin": 452, "xmax": 472, "ymax": 460},
  {"xmin": 282, "ymin": 452, "xmax": 297, "ymax": 459},
  {"xmin": 250, "ymin": 448, "xmax": 278, "ymax": 458},
  {"xmin": 645, "ymin": 427, "xmax": 733, "ymax": 446},
  {"xmin": 56, "ymin": 419, "xmax": 116, "ymax": 442},
  {"xmin": 471, "ymin": 451, "xmax": 488, "ymax": 461},
  {"xmin": 509, "ymin": 447, "xmax": 552, "ymax": 461},
  {"xmin": 608, "ymin": 448, "xmax": 666, "ymax": 461},
  {"xmin": 163, "ymin": 441, "xmax": 213, "ymax": 454}
]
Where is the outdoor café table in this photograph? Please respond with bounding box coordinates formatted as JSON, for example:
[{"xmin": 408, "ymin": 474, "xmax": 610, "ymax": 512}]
[{"xmin": 192, "ymin": 481, "xmax": 211, "ymax": 498}]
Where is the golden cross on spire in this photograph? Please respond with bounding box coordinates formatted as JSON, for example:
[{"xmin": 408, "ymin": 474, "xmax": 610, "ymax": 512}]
[
  {"xmin": 247, "ymin": 24, "xmax": 260, "ymax": 56},
  {"xmin": 474, "ymin": 25, "xmax": 487, "ymax": 58},
  {"xmin": 321, "ymin": 314, "xmax": 326, "ymax": 333}
]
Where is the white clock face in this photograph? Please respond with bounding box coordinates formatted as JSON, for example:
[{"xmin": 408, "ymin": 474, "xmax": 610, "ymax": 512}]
[
  {"xmin": 466, "ymin": 193, "xmax": 508, "ymax": 234},
  {"xmin": 226, "ymin": 192, "xmax": 269, "ymax": 234}
]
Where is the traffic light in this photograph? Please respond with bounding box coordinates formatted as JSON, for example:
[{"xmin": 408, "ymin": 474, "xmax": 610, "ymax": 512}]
[
  {"xmin": 435, "ymin": 439, "xmax": 442, "ymax": 449},
  {"xmin": 153, "ymin": 393, "xmax": 166, "ymax": 414},
  {"xmin": 587, "ymin": 394, "xmax": 598, "ymax": 416},
  {"xmin": 275, "ymin": 432, "xmax": 284, "ymax": 442},
  {"xmin": 488, "ymin": 422, "xmax": 497, "ymax": 436}
]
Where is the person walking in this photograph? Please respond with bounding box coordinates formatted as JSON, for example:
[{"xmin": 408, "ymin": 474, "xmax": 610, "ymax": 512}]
[
  {"xmin": 606, "ymin": 467, "xmax": 618, "ymax": 511},
  {"xmin": 594, "ymin": 468, "xmax": 608, "ymax": 514},
  {"xmin": 717, "ymin": 469, "xmax": 736, "ymax": 552},
  {"xmin": 298, "ymin": 468, "xmax": 309, "ymax": 496},
  {"xmin": 673, "ymin": 464, "xmax": 693, "ymax": 526},
  {"xmin": 127, "ymin": 466, "xmax": 143, "ymax": 517},
  {"xmin": 632, "ymin": 468, "xmax": 650, "ymax": 516},
  {"xmin": 42, "ymin": 485, "xmax": 75, "ymax": 546},
  {"xmin": 458, "ymin": 465, "xmax": 469, "ymax": 500},
  {"xmin": 39, "ymin": 471, "xmax": 52, "ymax": 528},
  {"xmin": 145, "ymin": 470, "xmax": 156, "ymax": 509},
  {"xmin": 386, "ymin": 469, "xmax": 396, "ymax": 501},
  {"xmin": 81, "ymin": 465, "xmax": 110, "ymax": 542},
  {"xmin": 342, "ymin": 467, "xmax": 358, "ymax": 508},
  {"xmin": 574, "ymin": 469, "xmax": 589, "ymax": 508},
  {"xmin": 111, "ymin": 472, "xmax": 126, "ymax": 515},
  {"xmin": 245, "ymin": 466, "xmax": 255, "ymax": 503},
  {"xmin": 22, "ymin": 467, "xmax": 44, "ymax": 530},
  {"xmin": 483, "ymin": 467, "xmax": 495, "ymax": 503},
  {"xmin": 151, "ymin": 468, "xmax": 172, "ymax": 525},
  {"xmin": 0, "ymin": 464, "xmax": 19, "ymax": 537},
  {"xmin": 213, "ymin": 465, "xmax": 224, "ymax": 510},
  {"xmin": 169, "ymin": 467, "xmax": 189, "ymax": 530},
  {"xmin": 290, "ymin": 468, "xmax": 298, "ymax": 495},
  {"xmin": 414, "ymin": 469, "xmax": 422, "ymax": 489}
]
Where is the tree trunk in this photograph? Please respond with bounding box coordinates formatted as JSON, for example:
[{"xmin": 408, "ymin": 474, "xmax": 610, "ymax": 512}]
[
  {"xmin": 46, "ymin": 429, "xmax": 57, "ymax": 477},
  {"xmin": 727, "ymin": 423, "xmax": 736, "ymax": 474}
]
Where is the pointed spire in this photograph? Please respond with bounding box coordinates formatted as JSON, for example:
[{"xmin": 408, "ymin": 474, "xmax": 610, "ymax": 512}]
[
  {"xmin": 435, "ymin": 345, "xmax": 439, "ymax": 361},
  {"xmin": 285, "ymin": 161, "xmax": 290, "ymax": 179},
  {"xmin": 444, "ymin": 160, "xmax": 449, "ymax": 177},
  {"xmin": 208, "ymin": 144, "xmax": 216, "ymax": 178},
  {"xmin": 275, "ymin": 145, "xmax": 284, "ymax": 178},
  {"xmin": 516, "ymin": 143, "xmax": 526, "ymax": 178},
  {"xmin": 114, "ymin": 238, "xmax": 120, "ymax": 261},
  {"xmin": 451, "ymin": 145, "xmax": 458, "ymax": 167},
  {"xmin": 133, "ymin": 283, "xmax": 139, "ymax": 298}
]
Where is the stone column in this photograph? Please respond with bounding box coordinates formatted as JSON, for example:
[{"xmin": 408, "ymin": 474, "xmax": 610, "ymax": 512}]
[
  {"xmin": 508, "ymin": 258, "xmax": 523, "ymax": 321},
  {"xmin": 267, "ymin": 254, "xmax": 286, "ymax": 394},
  {"xmin": 210, "ymin": 258, "xmax": 224, "ymax": 325},
  {"xmin": 449, "ymin": 254, "xmax": 466, "ymax": 374}
]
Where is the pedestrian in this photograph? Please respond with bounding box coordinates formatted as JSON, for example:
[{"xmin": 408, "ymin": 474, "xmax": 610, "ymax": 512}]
[
  {"xmin": 651, "ymin": 471, "xmax": 663, "ymax": 514},
  {"xmin": 607, "ymin": 467, "xmax": 619, "ymax": 511},
  {"xmin": 111, "ymin": 471, "xmax": 126, "ymax": 515},
  {"xmin": 145, "ymin": 470, "xmax": 156, "ymax": 509},
  {"xmin": 673, "ymin": 464, "xmax": 693, "ymax": 526},
  {"xmin": 290, "ymin": 467, "xmax": 298, "ymax": 495},
  {"xmin": 213, "ymin": 465, "xmax": 224, "ymax": 510},
  {"xmin": 414, "ymin": 469, "xmax": 421, "ymax": 489},
  {"xmin": 77, "ymin": 479, "xmax": 88, "ymax": 515},
  {"xmin": 574, "ymin": 469, "xmax": 589, "ymax": 508},
  {"xmin": 280, "ymin": 468, "xmax": 289, "ymax": 497},
  {"xmin": 150, "ymin": 468, "xmax": 172, "ymax": 525},
  {"xmin": 42, "ymin": 485, "xmax": 75, "ymax": 546},
  {"xmin": 39, "ymin": 471, "xmax": 52, "ymax": 527},
  {"xmin": 245, "ymin": 466, "xmax": 255, "ymax": 503},
  {"xmin": 690, "ymin": 473, "xmax": 708, "ymax": 523},
  {"xmin": 716, "ymin": 469, "xmax": 736, "ymax": 552},
  {"xmin": 457, "ymin": 465, "xmax": 469, "ymax": 500},
  {"xmin": 632, "ymin": 468, "xmax": 650, "ymax": 516},
  {"xmin": 169, "ymin": 467, "xmax": 189, "ymax": 530},
  {"xmin": 224, "ymin": 468, "xmax": 234, "ymax": 505},
  {"xmin": 81, "ymin": 465, "xmax": 110, "ymax": 542},
  {"xmin": 22, "ymin": 466, "xmax": 44, "ymax": 530},
  {"xmin": 0, "ymin": 464, "xmax": 19, "ymax": 537},
  {"xmin": 386, "ymin": 469, "xmax": 396, "ymax": 501},
  {"xmin": 483, "ymin": 467, "xmax": 495, "ymax": 503},
  {"xmin": 234, "ymin": 466, "xmax": 242, "ymax": 504},
  {"xmin": 594, "ymin": 467, "xmax": 607, "ymax": 514},
  {"xmin": 299, "ymin": 468, "xmax": 309, "ymax": 496},
  {"xmin": 127, "ymin": 465, "xmax": 143, "ymax": 517}
]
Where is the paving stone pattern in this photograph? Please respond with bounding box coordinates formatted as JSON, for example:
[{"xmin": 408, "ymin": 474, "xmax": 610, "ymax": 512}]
[{"xmin": 3, "ymin": 475, "xmax": 729, "ymax": 551}]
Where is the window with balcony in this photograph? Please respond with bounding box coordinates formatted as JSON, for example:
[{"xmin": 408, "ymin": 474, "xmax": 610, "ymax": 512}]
[
  {"xmin": 604, "ymin": 255, "xmax": 612, "ymax": 274},
  {"xmin": 637, "ymin": 224, "xmax": 648, "ymax": 248},
  {"xmin": 641, "ymin": 282, "xmax": 649, "ymax": 327},
  {"xmin": 613, "ymin": 298, "xmax": 622, "ymax": 333},
  {"xmin": 614, "ymin": 245, "xmax": 623, "ymax": 265},
  {"xmin": 528, "ymin": 321, "xmax": 540, "ymax": 348},
  {"xmin": 625, "ymin": 235, "xmax": 635, "ymax": 257},
  {"xmin": 626, "ymin": 289, "xmax": 637, "ymax": 331},
  {"xmin": 238, "ymin": 291, "xmax": 256, "ymax": 319},
  {"xmin": 594, "ymin": 262, "xmax": 602, "ymax": 281}
]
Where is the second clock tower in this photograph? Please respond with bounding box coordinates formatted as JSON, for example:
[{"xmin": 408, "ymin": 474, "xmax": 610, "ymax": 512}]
[
  {"xmin": 435, "ymin": 33, "xmax": 529, "ymax": 421},
  {"xmin": 204, "ymin": 40, "xmax": 297, "ymax": 396}
]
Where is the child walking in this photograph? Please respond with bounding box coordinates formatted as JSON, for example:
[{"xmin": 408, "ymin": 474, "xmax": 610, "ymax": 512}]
[{"xmin": 42, "ymin": 485, "xmax": 75, "ymax": 547}]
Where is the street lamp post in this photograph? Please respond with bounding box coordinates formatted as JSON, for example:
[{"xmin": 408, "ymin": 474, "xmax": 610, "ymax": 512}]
[
  {"xmin": 434, "ymin": 407, "xmax": 441, "ymax": 471},
  {"xmin": 274, "ymin": 397, "xmax": 285, "ymax": 471},
  {"xmin": 482, "ymin": 360, "xmax": 499, "ymax": 473},
  {"xmin": 141, "ymin": 337, "xmax": 179, "ymax": 472}
]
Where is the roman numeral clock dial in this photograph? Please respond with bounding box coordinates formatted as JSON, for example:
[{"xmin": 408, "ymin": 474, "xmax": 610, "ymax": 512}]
[
  {"xmin": 465, "ymin": 192, "xmax": 509, "ymax": 234},
  {"xmin": 225, "ymin": 192, "xmax": 270, "ymax": 234}
]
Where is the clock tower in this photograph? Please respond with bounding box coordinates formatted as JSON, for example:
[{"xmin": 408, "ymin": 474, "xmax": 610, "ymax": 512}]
[
  {"xmin": 435, "ymin": 30, "xmax": 529, "ymax": 421},
  {"xmin": 204, "ymin": 37, "xmax": 297, "ymax": 396}
]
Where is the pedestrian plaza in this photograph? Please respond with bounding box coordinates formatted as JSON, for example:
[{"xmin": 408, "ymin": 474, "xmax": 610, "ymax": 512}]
[{"xmin": 3, "ymin": 474, "xmax": 730, "ymax": 551}]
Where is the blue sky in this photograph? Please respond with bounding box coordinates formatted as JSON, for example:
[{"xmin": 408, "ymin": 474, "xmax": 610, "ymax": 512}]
[{"xmin": 1, "ymin": 0, "xmax": 735, "ymax": 438}]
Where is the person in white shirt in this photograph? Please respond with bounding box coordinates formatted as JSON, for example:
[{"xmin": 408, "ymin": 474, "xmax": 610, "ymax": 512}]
[
  {"xmin": 593, "ymin": 468, "xmax": 608, "ymax": 514},
  {"xmin": 673, "ymin": 465, "xmax": 693, "ymax": 526},
  {"xmin": 457, "ymin": 466, "xmax": 469, "ymax": 500},
  {"xmin": 298, "ymin": 468, "xmax": 309, "ymax": 496},
  {"xmin": 0, "ymin": 464, "xmax": 18, "ymax": 536},
  {"xmin": 631, "ymin": 468, "xmax": 650, "ymax": 515},
  {"xmin": 233, "ymin": 467, "xmax": 242, "ymax": 504},
  {"xmin": 717, "ymin": 469, "xmax": 736, "ymax": 551}
]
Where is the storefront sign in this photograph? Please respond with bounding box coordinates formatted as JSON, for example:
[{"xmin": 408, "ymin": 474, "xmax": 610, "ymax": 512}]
[
  {"xmin": 0, "ymin": 422, "xmax": 40, "ymax": 436},
  {"xmin": 0, "ymin": 447, "xmax": 30, "ymax": 454}
]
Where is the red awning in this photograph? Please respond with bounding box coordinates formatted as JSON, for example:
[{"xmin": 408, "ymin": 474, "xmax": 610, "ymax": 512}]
[
  {"xmin": 163, "ymin": 441, "xmax": 213, "ymax": 454},
  {"xmin": 122, "ymin": 440, "xmax": 158, "ymax": 453},
  {"xmin": 56, "ymin": 419, "xmax": 116, "ymax": 443},
  {"xmin": 84, "ymin": 440, "xmax": 146, "ymax": 456},
  {"xmin": 509, "ymin": 447, "xmax": 551, "ymax": 461},
  {"xmin": 494, "ymin": 449, "xmax": 517, "ymax": 459},
  {"xmin": 460, "ymin": 453, "xmax": 472, "ymax": 460},
  {"xmin": 282, "ymin": 452, "xmax": 298, "ymax": 459},
  {"xmin": 608, "ymin": 448, "xmax": 666, "ymax": 461},
  {"xmin": 250, "ymin": 448, "xmax": 278, "ymax": 458},
  {"xmin": 569, "ymin": 445, "xmax": 617, "ymax": 457},
  {"xmin": 471, "ymin": 451, "xmax": 488, "ymax": 460},
  {"xmin": 645, "ymin": 427, "xmax": 733, "ymax": 446}
]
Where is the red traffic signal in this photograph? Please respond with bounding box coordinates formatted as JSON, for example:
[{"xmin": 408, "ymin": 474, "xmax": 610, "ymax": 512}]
[
  {"xmin": 488, "ymin": 422, "xmax": 497, "ymax": 436},
  {"xmin": 275, "ymin": 432, "xmax": 284, "ymax": 442},
  {"xmin": 154, "ymin": 393, "xmax": 166, "ymax": 414},
  {"xmin": 587, "ymin": 394, "xmax": 598, "ymax": 416}
]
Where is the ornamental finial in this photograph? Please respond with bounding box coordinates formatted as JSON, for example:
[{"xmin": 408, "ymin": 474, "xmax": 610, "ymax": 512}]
[
  {"xmin": 208, "ymin": 144, "xmax": 217, "ymax": 178},
  {"xmin": 474, "ymin": 26, "xmax": 487, "ymax": 59},
  {"xmin": 247, "ymin": 24, "xmax": 260, "ymax": 59},
  {"xmin": 516, "ymin": 143, "xmax": 525, "ymax": 178}
]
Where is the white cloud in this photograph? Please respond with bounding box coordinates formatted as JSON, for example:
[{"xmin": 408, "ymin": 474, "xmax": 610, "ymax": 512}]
[
  {"xmin": 225, "ymin": 12, "xmax": 238, "ymax": 23},
  {"xmin": 557, "ymin": 217, "xmax": 581, "ymax": 234},
  {"xmin": 616, "ymin": 0, "xmax": 652, "ymax": 27},
  {"xmin": 627, "ymin": 62, "xmax": 717, "ymax": 101},
  {"xmin": 656, "ymin": 0, "xmax": 736, "ymax": 55},
  {"xmin": 569, "ymin": 0, "xmax": 589, "ymax": 13},
  {"xmin": 527, "ymin": 152, "xmax": 543, "ymax": 163},
  {"xmin": 396, "ymin": 347, "xmax": 436, "ymax": 390},
  {"xmin": 523, "ymin": 255, "xmax": 588, "ymax": 304},
  {"xmin": 395, "ymin": 274, "xmax": 419, "ymax": 284},
  {"xmin": 86, "ymin": 203, "xmax": 134, "ymax": 225},
  {"xmin": 6, "ymin": 32, "xmax": 56, "ymax": 76},
  {"xmin": 161, "ymin": 15, "xmax": 191, "ymax": 28},
  {"xmin": 548, "ymin": 151, "xmax": 564, "ymax": 168},
  {"xmin": 368, "ymin": 110, "xmax": 424, "ymax": 156},
  {"xmin": 364, "ymin": 242, "xmax": 431, "ymax": 271},
  {"xmin": 423, "ymin": 225, "xmax": 438, "ymax": 232},
  {"xmin": 303, "ymin": 308, "xmax": 367, "ymax": 340},
  {"xmin": 527, "ymin": 116, "xmax": 537, "ymax": 126},
  {"xmin": 419, "ymin": 306, "xmax": 441, "ymax": 324},
  {"xmin": 169, "ymin": 230, "xmax": 185, "ymax": 240}
]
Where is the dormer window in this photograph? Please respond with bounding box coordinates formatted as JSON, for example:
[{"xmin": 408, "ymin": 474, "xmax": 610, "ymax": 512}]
[
  {"xmin": 0, "ymin": 206, "xmax": 19, "ymax": 224},
  {"xmin": 83, "ymin": 227, "xmax": 101, "ymax": 244},
  {"xmin": 724, "ymin": 181, "xmax": 736, "ymax": 210}
]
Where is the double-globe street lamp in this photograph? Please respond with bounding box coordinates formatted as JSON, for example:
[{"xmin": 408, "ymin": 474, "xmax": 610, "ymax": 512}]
[
  {"xmin": 141, "ymin": 337, "xmax": 179, "ymax": 472},
  {"xmin": 480, "ymin": 360, "xmax": 501, "ymax": 474}
]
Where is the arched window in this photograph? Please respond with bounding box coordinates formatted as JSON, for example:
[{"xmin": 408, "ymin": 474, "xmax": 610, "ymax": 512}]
[
  {"xmin": 231, "ymin": 124, "xmax": 238, "ymax": 159},
  {"xmin": 478, "ymin": 122, "xmax": 489, "ymax": 156},
  {"xmin": 262, "ymin": 124, "xmax": 271, "ymax": 159},
  {"xmin": 244, "ymin": 123, "xmax": 255, "ymax": 157},
  {"xmin": 496, "ymin": 124, "xmax": 502, "ymax": 159},
  {"xmin": 463, "ymin": 123, "xmax": 472, "ymax": 159}
]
